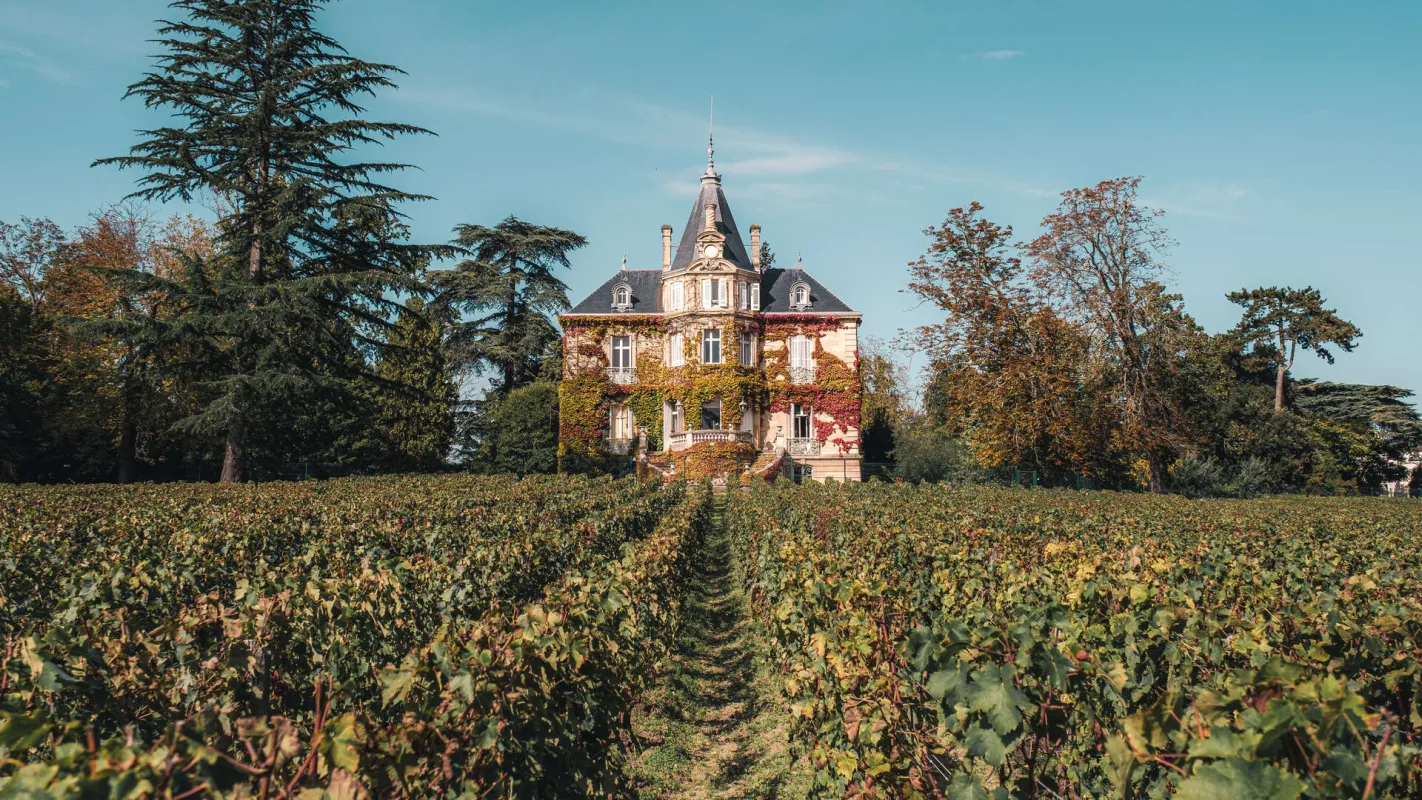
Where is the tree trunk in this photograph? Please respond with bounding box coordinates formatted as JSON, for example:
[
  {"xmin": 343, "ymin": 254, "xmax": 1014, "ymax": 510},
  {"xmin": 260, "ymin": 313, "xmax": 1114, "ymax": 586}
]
[
  {"xmin": 1147, "ymin": 451, "xmax": 1168, "ymax": 494},
  {"xmin": 220, "ymin": 414, "xmax": 246, "ymax": 483},
  {"xmin": 1274, "ymin": 363, "xmax": 1286, "ymax": 413},
  {"xmin": 117, "ymin": 407, "xmax": 137, "ymax": 484}
]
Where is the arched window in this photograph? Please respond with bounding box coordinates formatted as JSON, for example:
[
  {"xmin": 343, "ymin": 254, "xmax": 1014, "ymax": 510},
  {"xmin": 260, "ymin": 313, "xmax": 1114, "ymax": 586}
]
[
  {"xmin": 790, "ymin": 282, "xmax": 811, "ymax": 309},
  {"xmin": 611, "ymin": 283, "xmax": 632, "ymax": 310}
]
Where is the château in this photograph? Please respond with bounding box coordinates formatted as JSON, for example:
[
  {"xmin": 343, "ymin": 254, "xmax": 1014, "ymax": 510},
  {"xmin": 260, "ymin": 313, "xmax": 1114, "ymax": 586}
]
[{"xmin": 558, "ymin": 142, "xmax": 863, "ymax": 482}]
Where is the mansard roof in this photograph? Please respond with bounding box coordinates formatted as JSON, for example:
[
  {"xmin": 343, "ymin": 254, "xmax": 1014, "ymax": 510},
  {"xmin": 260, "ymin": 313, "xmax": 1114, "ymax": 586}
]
[
  {"xmin": 759, "ymin": 267, "xmax": 855, "ymax": 313},
  {"xmin": 566, "ymin": 269, "xmax": 663, "ymax": 314},
  {"xmin": 669, "ymin": 175, "xmax": 752, "ymax": 272}
]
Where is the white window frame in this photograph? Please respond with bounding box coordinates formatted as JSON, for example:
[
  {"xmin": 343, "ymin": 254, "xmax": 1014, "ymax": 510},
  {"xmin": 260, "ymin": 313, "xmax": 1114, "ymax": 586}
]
[
  {"xmin": 791, "ymin": 402, "xmax": 813, "ymax": 439},
  {"xmin": 701, "ymin": 328, "xmax": 722, "ymax": 365},
  {"xmin": 750, "ymin": 283, "xmax": 760, "ymax": 311},
  {"xmin": 615, "ymin": 286, "xmax": 630, "ymax": 305},
  {"xmin": 794, "ymin": 284, "xmax": 810, "ymax": 307},
  {"xmin": 669, "ymin": 332, "xmax": 684, "ymax": 367},
  {"xmin": 610, "ymin": 403, "xmax": 633, "ymax": 439},
  {"xmin": 610, "ymin": 335, "xmax": 632, "ymax": 370},
  {"xmin": 669, "ymin": 401, "xmax": 681, "ymax": 433},
  {"xmin": 669, "ymin": 281, "xmax": 683, "ymax": 311},
  {"xmin": 739, "ymin": 281, "xmax": 749, "ymax": 310},
  {"xmin": 701, "ymin": 278, "xmax": 725, "ymax": 308},
  {"xmin": 739, "ymin": 332, "xmax": 754, "ymax": 366},
  {"xmin": 789, "ymin": 335, "xmax": 813, "ymax": 369}
]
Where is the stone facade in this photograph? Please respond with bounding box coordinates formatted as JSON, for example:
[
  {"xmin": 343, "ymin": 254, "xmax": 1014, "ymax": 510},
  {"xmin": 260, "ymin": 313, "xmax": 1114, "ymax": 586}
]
[{"xmin": 558, "ymin": 153, "xmax": 862, "ymax": 482}]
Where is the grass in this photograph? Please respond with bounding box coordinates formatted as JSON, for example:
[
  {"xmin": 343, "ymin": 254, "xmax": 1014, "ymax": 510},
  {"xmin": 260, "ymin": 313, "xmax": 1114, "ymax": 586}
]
[{"xmin": 626, "ymin": 496, "xmax": 812, "ymax": 799}]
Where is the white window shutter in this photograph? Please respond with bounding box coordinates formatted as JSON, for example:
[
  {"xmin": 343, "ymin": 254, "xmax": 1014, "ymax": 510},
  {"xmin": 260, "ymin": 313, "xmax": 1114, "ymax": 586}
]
[
  {"xmin": 670, "ymin": 333, "xmax": 683, "ymax": 366},
  {"xmin": 701, "ymin": 278, "xmax": 711, "ymax": 309},
  {"xmin": 718, "ymin": 279, "xmax": 728, "ymax": 308},
  {"xmin": 669, "ymin": 282, "xmax": 681, "ymax": 311},
  {"xmin": 750, "ymin": 284, "xmax": 760, "ymax": 311}
]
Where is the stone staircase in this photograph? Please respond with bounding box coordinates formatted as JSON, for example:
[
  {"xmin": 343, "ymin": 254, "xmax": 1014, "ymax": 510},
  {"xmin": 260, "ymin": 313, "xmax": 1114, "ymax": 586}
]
[{"xmin": 742, "ymin": 448, "xmax": 786, "ymax": 484}]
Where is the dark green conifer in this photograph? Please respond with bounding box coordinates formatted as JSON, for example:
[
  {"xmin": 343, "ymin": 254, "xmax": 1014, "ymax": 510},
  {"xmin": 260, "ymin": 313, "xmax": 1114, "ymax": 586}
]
[{"xmin": 96, "ymin": 0, "xmax": 445, "ymax": 481}]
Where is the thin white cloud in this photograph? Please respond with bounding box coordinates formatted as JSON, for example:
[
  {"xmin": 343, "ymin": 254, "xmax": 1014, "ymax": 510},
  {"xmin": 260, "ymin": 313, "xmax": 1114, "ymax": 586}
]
[
  {"xmin": 400, "ymin": 84, "xmax": 1054, "ymax": 204},
  {"xmin": 0, "ymin": 42, "xmax": 79, "ymax": 84},
  {"xmin": 964, "ymin": 49, "xmax": 1025, "ymax": 61},
  {"xmin": 1148, "ymin": 181, "xmax": 1249, "ymax": 221}
]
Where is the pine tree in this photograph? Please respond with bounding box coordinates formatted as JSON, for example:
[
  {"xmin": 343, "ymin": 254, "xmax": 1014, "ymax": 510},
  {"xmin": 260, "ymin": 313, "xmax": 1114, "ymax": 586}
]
[
  {"xmin": 375, "ymin": 297, "xmax": 457, "ymax": 471},
  {"xmin": 431, "ymin": 217, "xmax": 586, "ymax": 396},
  {"xmin": 95, "ymin": 0, "xmax": 443, "ymax": 482},
  {"xmin": 1227, "ymin": 286, "xmax": 1361, "ymax": 413}
]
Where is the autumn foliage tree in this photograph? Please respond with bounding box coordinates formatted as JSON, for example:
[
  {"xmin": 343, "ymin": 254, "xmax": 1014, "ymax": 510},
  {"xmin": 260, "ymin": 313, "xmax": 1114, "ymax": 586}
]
[
  {"xmin": 1024, "ymin": 177, "xmax": 1203, "ymax": 492},
  {"xmin": 908, "ymin": 202, "xmax": 1109, "ymax": 473}
]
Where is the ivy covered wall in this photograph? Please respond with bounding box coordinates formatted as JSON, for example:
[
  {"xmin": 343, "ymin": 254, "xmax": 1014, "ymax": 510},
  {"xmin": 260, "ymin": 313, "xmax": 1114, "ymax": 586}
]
[{"xmin": 557, "ymin": 312, "xmax": 862, "ymax": 467}]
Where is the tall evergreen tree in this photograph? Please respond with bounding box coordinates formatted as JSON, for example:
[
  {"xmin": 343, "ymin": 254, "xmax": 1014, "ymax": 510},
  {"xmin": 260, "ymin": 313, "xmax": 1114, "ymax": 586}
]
[
  {"xmin": 95, "ymin": 0, "xmax": 442, "ymax": 482},
  {"xmin": 1227, "ymin": 286, "xmax": 1361, "ymax": 413},
  {"xmin": 431, "ymin": 217, "xmax": 587, "ymax": 397},
  {"xmin": 374, "ymin": 296, "xmax": 457, "ymax": 471}
]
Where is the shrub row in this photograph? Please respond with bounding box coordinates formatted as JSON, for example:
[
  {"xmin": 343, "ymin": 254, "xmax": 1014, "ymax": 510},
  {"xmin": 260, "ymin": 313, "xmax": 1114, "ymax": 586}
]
[{"xmin": 730, "ymin": 482, "xmax": 1422, "ymax": 798}]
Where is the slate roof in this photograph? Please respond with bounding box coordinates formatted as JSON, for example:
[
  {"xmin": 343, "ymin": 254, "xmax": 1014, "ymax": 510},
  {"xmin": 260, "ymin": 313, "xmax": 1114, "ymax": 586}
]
[
  {"xmin": 565, "ymin": 266, "xmax": 855, "ymax": 315},
  {"xmin": 565, "ymin": 164, "xmax": 856, "ymax": 317},
  {"xmin": 758, "ymin": 268, "xmax": 855, "ymax": 313},
  {"xmin": 669, "ymin": 176, "xmax": 752, "ymax": 272},
  {"xmin": 566, "ymin": 269, "xmax": 663, "ymax": 314}
]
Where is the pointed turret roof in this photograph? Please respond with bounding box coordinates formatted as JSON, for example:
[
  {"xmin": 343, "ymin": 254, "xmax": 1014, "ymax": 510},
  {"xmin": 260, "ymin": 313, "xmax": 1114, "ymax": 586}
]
[{"xmin": 669, "ymin": 145, "xmax": 752, "ymax": 272}]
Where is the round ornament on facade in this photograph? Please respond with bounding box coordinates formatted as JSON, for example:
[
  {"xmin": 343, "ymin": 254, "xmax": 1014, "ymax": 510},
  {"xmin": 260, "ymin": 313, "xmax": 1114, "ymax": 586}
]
[{"xmin": 703, "ymin": 244, "xmax": 719, "ymax": 259}]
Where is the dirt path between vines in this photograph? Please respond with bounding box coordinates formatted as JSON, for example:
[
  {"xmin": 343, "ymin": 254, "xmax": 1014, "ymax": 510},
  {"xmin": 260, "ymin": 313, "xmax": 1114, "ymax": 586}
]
[{"xmin": 627, "ymin": 496, "xmax": 811, "ymax": 799}]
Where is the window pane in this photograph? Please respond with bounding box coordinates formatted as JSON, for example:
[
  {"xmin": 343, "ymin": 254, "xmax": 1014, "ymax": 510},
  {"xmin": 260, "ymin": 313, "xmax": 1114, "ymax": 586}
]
[
  {"xmin": 703, "ymin": 330, "xmax": 721, "ymax": 364},
  {"xmin": 611, "ymin": 335, "xmax": 631, "ymax": 368}
]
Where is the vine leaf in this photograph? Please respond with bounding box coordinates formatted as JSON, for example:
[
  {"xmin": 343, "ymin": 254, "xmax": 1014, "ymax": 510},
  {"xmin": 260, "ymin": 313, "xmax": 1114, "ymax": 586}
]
[
  {"xmin": 966, "ymin": 665, "xmax": 1033, "ymax": 734},
  {"xmin": 1174, "ymin": 758, "xmax": 1306, "ymax": 800}
]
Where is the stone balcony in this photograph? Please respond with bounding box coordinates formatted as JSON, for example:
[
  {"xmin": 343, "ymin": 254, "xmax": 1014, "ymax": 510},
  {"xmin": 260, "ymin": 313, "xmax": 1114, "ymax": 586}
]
[
  {"xmin": 666, "ymin": 429, "xmax": 753, "ymax": 452},
  {"xmin": 787, "ymin": 437, "xmax": 822, "ymax": 456},
  {"xmin": 788, "ymin": 365, "xmax": 816, "ymax": 384},
  {"xmin": 606, "ymin": 367, "xmax": 636, "ymax": 385}
]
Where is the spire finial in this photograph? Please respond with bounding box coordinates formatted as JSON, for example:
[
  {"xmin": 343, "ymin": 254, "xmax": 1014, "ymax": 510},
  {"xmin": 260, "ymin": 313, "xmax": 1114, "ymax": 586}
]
[
  {"xmin": 704, "ymin": 96, "xmax": 716, "ymax": 177},
  {"xmin": 621, "ymin": 252, "xmax": 627, "ymax": 271},
  {"xmin": 796, "ymin": 250, "xmax": 802, "ymax": 269}
]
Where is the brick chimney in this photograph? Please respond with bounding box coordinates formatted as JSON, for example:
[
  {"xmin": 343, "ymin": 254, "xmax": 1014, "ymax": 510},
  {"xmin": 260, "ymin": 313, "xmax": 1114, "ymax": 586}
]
[
  {"xmin": 661, "ymin": 224, "xmax": 672, "ymax": 271},
  {"xmin": 749, "ymin": 224, "xmax": 761, "ymax": 272}
]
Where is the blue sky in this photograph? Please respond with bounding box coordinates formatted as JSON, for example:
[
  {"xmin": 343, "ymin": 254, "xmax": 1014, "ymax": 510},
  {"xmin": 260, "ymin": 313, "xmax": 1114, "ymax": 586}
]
[{"xmin": 2, "ymin": 0, "xmax": 1419, "ymax": 398}]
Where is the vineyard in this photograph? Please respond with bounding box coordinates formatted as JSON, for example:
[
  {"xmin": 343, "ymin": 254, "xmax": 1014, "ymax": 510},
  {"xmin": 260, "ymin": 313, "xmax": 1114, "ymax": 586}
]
[
  {"xmin": 2, "ymin": 477, "xmax": 1420, "ymax": 798},
  {"xmin": 730, "ymin": 482, "xmax": 1422, "ymax": 798}
]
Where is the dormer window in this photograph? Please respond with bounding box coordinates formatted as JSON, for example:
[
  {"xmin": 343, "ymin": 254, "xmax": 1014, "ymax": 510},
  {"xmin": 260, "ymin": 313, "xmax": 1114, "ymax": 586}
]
[
  {"xmin": 611, "ymin": 283, "xmax": 633, "ymax": 312},
  {"xmin": 790, "ymin": 282, "xmax": 812, "ymax": 310}
]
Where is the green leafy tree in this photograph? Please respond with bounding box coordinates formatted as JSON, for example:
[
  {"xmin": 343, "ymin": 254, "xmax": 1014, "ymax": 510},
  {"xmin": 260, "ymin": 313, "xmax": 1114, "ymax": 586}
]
[
  {"xmin": 432, "ymin": 218, "xmax": 586, "ymax": 397},
  {"xmin": 0, "ymin": 217, "xmax": 66, "ymax": 312},
  {"xmin": 0, "ymin": 286, "xmax": 45, "ymax": 479},
  {"xmin": 758, "ymin": 240, "xmax": 776, "ymax": 270},
  {"xmin": 484, "ymin": 381, "xmax": 560, "ymax": 476},
  {"xmin": 95, "ymin": 0, "xmax": 441, "ymax": 482},
  {"xmin": 374, "ymin": 297, "xmax": 457, "ymax": 471},
  {"xmin": 857, "ymin": 336, "xmax": 907, "ymax": 463},
  {"xmin": 1293, "ymin": 381, "xmax": 1422, "ymax": 454},
  {"xmin": 1227, "ymin": 286, "xmax": 1361, "ymax": 412}
]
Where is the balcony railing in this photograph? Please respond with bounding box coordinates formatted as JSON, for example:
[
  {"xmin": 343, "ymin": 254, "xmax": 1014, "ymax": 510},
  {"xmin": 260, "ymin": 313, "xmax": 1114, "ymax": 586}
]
[
  {"xmin": 606, "ymin": 366, "xmax": 636, "ymax": 385},
  {"xmin": 604, "ymin": 437, "xmax": 634, "ymax": 455},
  {"xmin": 666, "ymin": 429, "xmax": 753, "ymax": 452},
  {"xmin": 787, "ymin": 437, "xmax": 821, "ymax": 456},
  {"xmin": 789, "ymin": 365, "xmax": 816, "ymax": 384}
]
